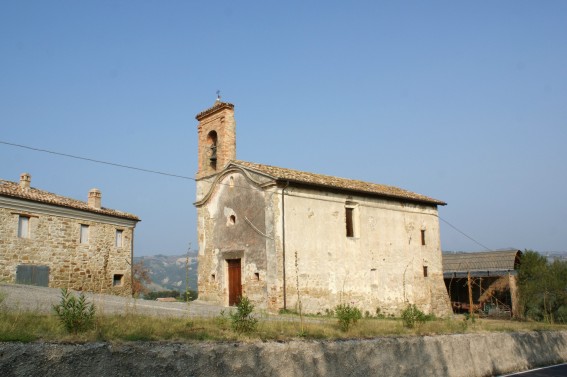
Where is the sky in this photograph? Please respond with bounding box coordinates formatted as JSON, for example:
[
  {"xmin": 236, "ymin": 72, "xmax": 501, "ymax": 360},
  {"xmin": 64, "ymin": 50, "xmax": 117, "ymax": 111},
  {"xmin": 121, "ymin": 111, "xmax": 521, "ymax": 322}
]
[{"xmin": 1, "ymin": 1, "xmax": 566, "ymax": 256}]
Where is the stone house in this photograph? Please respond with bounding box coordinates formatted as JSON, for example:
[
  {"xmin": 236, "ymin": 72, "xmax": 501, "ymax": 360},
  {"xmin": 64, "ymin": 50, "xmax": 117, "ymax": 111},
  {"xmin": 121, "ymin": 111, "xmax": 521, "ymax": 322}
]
[
  {"xmin": 0, "ymin": 173, "xmax": 139, "ymax": 295},
  {"xmin": 195, "ymin": 99, "xmax": 452, "ymax": 316}
]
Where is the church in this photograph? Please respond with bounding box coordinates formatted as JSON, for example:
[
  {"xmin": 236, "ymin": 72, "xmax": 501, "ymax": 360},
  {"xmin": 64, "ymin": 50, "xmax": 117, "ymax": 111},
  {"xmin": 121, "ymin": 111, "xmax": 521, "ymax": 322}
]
[{"xmin": 194, "ymin": 99, "xmax": 451, "ymax": 316}]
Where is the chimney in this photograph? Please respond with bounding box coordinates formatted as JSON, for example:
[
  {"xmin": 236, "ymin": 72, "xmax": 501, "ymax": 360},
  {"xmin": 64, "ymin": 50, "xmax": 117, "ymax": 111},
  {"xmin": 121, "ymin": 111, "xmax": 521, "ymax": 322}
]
[
  {"xmin": 19, "ymin": 173, "xmax": 31, "ymax": 189},
  {"xmin": 88, "ymin": 188, "xmax": 101, "ymax": 209}
]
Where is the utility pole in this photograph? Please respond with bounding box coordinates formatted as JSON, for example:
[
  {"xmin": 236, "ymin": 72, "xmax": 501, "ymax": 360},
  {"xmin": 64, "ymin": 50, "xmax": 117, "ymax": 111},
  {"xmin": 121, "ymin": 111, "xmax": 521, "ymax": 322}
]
[{"xmin": 467, "ymin": 271, "xmax": 474, "ymax": 320}]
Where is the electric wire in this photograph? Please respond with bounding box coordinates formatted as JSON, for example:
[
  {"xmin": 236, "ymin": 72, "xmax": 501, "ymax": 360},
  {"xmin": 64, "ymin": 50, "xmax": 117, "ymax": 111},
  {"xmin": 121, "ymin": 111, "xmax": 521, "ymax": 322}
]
[{"xmin": 1, "ymin": 139, "xmax": 491, "ymax": 250}]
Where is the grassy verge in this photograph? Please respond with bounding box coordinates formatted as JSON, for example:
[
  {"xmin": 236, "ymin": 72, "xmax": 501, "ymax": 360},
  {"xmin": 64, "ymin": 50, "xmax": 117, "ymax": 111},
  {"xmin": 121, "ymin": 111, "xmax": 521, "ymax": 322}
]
[{"xmin": 1, "ymin": 308, "xmax": 565, "ymax": 343}]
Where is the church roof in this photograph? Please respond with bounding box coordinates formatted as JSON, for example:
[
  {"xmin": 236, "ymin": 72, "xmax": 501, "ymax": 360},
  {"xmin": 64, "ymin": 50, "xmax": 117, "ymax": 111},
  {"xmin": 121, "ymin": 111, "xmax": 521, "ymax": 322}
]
[
  {"xmin": 232, "ymin": 160, "xmax": 446, "ymax": 206},
  {"xmin": 0, "ymin": 179, "xmax": 140, "ymax": 221}
]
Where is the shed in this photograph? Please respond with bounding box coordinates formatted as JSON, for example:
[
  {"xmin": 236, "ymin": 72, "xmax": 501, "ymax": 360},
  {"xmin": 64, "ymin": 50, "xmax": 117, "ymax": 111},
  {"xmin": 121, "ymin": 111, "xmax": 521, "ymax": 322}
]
[{"xmin": 442, "ymin": 249, "xmax": 522, "ymax": 317}]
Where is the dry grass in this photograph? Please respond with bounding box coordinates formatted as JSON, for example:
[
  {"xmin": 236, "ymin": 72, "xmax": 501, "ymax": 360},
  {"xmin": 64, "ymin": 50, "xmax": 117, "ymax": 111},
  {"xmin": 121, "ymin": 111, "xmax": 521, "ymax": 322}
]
[{"xmin": 1, "ymin": 307, "xmax": 566, "ymax": 343}]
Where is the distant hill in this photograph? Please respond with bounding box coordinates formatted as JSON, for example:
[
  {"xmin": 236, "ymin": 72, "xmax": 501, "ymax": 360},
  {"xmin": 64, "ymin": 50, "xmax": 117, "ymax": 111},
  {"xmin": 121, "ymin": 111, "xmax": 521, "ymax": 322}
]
[{"xmin": 133, "ymin": 253, "xmax": 198, "ymax": 292}]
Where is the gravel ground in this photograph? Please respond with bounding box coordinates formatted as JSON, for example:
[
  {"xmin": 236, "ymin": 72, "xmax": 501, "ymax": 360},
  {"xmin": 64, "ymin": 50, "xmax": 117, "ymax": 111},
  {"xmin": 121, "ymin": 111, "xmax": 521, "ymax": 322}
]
[{"xmin": 0, "ymin": 283, "xmax": 227, "ymax": 318}]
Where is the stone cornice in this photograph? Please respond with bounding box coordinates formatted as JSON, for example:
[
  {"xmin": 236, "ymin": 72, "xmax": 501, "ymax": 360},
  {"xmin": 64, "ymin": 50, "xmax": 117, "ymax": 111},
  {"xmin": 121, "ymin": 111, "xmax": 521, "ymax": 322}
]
[
  {"xmin": 0, "ymin": 196, "xmax": 138, "ymax": 228},
  {"xmin": 195, "ymin": 101, "xmax": 234, "ymax": 121}
]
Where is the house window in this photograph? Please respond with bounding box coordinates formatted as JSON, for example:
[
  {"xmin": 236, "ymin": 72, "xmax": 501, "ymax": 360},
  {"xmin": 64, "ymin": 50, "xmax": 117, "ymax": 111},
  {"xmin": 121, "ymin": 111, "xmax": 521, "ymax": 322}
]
[
  {"xmin": 423, "ymin": 266, "xmax": 428, "ymax": 277},
  {"xmin": 113, "ymin": 274, "xmax": 124, "ymax": 286},
  {"xmin": 421, "ymin": 230, "xmax": 426, "ymax": 246},
  {"xmin": 18, "ymin": 215, "xmax": 30, "ymax": 238},
  {"xmin": 80, "ymin": 224, "xmax": 89, "ymax": 244},
  {"xmin": 345, "ymin": 202, "xmax": 359, "ymax": 238},
  {"xmin": 115, "ymin": 229, "xmax": 123, "ymax": 247}
]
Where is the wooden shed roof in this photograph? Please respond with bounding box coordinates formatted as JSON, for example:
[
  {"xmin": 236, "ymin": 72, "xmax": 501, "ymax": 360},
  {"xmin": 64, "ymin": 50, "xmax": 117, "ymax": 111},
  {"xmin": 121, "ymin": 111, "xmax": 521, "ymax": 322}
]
[{"xmin": 442, "ymin": 249, "xmax": 522, "ymax": 274}]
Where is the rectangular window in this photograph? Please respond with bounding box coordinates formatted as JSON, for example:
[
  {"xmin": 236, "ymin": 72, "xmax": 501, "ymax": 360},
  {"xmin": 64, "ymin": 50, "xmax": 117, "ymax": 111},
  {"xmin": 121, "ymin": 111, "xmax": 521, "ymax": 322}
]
[
  {"xmin": 113, "ymin": 274, "xmax": 124, "ymax": 286},
  {"xmin": 115, "ymin": 229, "xmax": 123, "ymax": 247},
  {"xmin": 18, "ymin": 215, "xmax": 30, "ymax": 238},
  {"xmin": 345, "ymin": 207, "xmax": 354, "ymax": 237},
  {"xmin": 80, "ymin": 224, "xmax": 89, "ymax": 244},
  {"xmin": 421, "ymin": 230, "xmax": 426, "ymax": 246},
  {"xmin": 423, "ymin": 266, "xmax": 428, "ymax": 277}
]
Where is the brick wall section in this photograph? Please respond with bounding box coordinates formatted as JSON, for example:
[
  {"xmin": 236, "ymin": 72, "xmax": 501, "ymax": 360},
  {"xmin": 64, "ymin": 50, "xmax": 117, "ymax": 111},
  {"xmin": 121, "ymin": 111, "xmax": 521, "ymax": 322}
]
[
  {"xmin": 196, "ymin": 101, "xmax": 236, "ymax": 179},
  {"xmin": 0, "ymin": 207, "xmax": 134, "ymax": 295}
]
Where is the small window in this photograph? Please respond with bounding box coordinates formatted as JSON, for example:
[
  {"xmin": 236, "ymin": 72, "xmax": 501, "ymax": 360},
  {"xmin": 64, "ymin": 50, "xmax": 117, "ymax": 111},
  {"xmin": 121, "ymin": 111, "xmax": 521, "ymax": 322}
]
[
  {"xmin": 423, "ymin": 266, "xmax": 428, "ymax": 277},
  {"xmin": 113, "ymin": 274, "xmax": 124, "ymax": 286},
  {"xmin": 254, "ymin": 272, "xmax": 260, "ymax": 281},
  {"xmin": 115, "ymin": 229, "xmax": 123, "ymax": 247},
  {"xmin": 229, "ymin": 215, "xmax": 236, "ymax": 224},
  {"xmin": 18, "ymin": 215, "xmax": 30, "ymax": 238},
  {"xmin": 345, "ymin": 208, "xmax": 354, "ymax": 237},
  {"xmin": 421, "ymin": 230, "xmax": 426, "ymax": 246},
  {"xmin": 80, "ymin": 224, "xmax": 89, "ymax": 244}
]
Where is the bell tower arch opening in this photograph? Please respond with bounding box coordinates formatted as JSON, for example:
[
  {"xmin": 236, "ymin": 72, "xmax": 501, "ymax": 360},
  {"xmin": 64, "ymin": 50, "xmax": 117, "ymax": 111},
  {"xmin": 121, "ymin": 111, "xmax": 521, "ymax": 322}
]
[
  {"xmin": 195, "ymin": 99, "xmax": 236, "ymax": 179},
  {"xmin": 207, "ymin": 130, "xmax": 218, "ymax": 170}
]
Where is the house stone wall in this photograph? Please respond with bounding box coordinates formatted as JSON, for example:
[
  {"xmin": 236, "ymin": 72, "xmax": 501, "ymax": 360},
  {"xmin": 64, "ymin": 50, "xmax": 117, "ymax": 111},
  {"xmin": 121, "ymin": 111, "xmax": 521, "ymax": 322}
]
[
  {"xmin": 0, "ymin": 204, "xmax": 135, "ymax": 296},
  {"xmin": 277, "ymin": 185, "xmax": 451, "ymax": 317}
]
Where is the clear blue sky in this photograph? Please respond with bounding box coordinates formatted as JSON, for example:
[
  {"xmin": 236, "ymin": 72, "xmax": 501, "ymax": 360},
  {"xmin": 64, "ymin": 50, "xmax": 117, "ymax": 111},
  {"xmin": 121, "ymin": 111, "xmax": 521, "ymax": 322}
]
[{"xmin": 1, "ymin": 1, "xmax": 566, "ymax": 256}]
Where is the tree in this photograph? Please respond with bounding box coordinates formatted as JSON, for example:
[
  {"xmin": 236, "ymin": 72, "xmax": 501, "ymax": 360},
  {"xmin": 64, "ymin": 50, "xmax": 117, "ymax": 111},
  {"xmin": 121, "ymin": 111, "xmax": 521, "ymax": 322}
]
[
  {"xmin": 132, "ymin": 260, "xmax": 152, "ymax": 296},
  {"xmin": 517, "ymin": 250, "xmax": 567, "ymax": 323}
]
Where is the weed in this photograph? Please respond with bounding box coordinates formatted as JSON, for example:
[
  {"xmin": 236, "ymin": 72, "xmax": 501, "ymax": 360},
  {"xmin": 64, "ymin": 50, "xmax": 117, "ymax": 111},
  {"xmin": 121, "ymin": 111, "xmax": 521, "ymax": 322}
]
[
  {"xmin": 229, "ymin": 296, "xmax": 258, "ymax": 334},
  {"xmin": 401, "ymin": 304, "xmax": 432, "ymax": 329},
  {"xmin": 335, "ymin": 303, "xmax": 362, "ymax": 332},
  {"xmin": 52, "ymin": 288, "xmax": 96, "ymax": 334}
]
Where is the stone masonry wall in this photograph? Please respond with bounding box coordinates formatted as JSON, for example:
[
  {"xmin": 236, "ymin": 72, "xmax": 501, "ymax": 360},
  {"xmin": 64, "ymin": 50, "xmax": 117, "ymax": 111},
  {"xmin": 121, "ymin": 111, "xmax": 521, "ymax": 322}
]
[
  {"xmin": 2, "ymin": 331, "xmax": 567, "ymax": 377},
  {"xmin": 0, "ymin": 207, "xmax": 133, "ymax": 296},
  {"xmin": 279, "ymin": 186, "xmax": 452, "ymax": 317}
]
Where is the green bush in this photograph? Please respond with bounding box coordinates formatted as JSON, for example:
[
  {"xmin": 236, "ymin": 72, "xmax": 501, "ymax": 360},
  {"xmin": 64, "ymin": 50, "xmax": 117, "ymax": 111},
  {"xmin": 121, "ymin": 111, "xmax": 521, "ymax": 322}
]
[
  {"xmin": 52, "ymin": 288, "xmax": 96, "ymax": 334},
  {"xmin": 335, "ymin": 303, "xmax": 362, "ymax": 332},
  {"xmin": 230, "ymin": 296, "xmax": 258, "ymax": 334},
  {"xmin": 401, "ymin": 304, "xmax": 430, "ymax": 328}
]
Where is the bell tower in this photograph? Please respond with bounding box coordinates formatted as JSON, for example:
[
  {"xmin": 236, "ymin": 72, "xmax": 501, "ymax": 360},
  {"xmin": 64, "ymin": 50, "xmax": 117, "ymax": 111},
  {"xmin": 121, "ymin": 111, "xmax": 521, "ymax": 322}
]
[{"xmin": 195, "ymin": 97, "xmax": 236, "ymax": 179}]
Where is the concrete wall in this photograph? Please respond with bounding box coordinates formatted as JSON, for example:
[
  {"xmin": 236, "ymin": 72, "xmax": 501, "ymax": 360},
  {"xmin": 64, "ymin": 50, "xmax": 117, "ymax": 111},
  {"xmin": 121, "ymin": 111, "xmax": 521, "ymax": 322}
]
[
  {"xmin": 2, "ymin": 331, "xmax": 566, "ymax": 377},
  {"xmin": 278, "ymin": 185, "xmax": 451, "ymax": 316},
  {"xmin": 0, "ymin": 203, "xmax": 135, "ymax": 296}
]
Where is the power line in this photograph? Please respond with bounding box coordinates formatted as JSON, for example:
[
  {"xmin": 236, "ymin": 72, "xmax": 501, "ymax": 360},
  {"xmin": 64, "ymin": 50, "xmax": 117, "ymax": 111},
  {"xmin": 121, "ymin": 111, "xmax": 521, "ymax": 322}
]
[
  {"xmin": 438, "ymin": 216, "xmax": 493, "ymax": 251},
  {"xmin": 0, "ymin": 140, "xmax": 195, "ymax": 181},
  {"xmin": 2, "ymin": 139, "xmax": 491, "ymax": 249}
]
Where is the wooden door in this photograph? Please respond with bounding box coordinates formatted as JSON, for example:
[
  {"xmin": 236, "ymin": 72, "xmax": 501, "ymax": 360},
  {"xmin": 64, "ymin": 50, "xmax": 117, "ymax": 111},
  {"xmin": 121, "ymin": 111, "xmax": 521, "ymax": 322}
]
[{"xmin": 227, "ymin": 259, "xmax": 242, "ymax": 306}]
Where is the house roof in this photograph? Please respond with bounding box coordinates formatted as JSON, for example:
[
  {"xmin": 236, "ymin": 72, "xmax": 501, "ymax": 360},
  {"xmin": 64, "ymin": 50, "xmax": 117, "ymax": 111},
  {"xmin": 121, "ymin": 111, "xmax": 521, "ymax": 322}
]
[
  {"xmin": 442, "ymin": 249, "xmax": 522, "ymax": 274},
  {"xmin": 0, "ymin": 179, "xmax": 139, "ymax": 221},
  {"xmin": 231, "ymin": 160, "xmax": 446, "ymax": 206}
]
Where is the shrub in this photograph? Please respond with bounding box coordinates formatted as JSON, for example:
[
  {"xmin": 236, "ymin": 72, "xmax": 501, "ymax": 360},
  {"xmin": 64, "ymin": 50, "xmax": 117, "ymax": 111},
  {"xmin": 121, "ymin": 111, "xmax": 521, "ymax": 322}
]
[
  {"xmin": 52, "ymin": 288, "xmax": 96, "ymax": 334},
  {"xmin": 335, "ymin": 303, "xmax": 362, "ymax": 332},
  {"xmin": 230, "ymin": 296, "xmax": 258, "ymax": 334},
  {"xmin": 401, "ymin": 304, "xmax": 430, "ymax": 328}
]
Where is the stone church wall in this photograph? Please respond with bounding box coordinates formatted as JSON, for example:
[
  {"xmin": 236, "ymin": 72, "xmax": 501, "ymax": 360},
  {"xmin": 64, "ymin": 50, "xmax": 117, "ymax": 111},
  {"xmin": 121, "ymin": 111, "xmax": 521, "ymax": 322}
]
[{"xmin": 279, "ymin": 185, "xmax": 451, "ymax": 317}]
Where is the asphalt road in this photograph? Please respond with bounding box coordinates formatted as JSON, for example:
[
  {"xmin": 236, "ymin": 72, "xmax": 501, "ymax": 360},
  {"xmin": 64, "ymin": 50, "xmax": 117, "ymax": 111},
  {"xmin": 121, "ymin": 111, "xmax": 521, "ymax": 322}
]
[
  {"xmin": 500, "ymin": 363, "xmax": 567, "ymax": 377},
  {"xmin": 0, "ymin": 283, "xmax": 226, "ymax": 318}
]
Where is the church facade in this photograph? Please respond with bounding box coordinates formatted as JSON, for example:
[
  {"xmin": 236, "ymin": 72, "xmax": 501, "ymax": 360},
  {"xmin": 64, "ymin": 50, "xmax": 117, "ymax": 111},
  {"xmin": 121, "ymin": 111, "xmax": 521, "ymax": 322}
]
[{"xmin": 195, "ymin": 100, "xmax": 451, "ymax": 316}]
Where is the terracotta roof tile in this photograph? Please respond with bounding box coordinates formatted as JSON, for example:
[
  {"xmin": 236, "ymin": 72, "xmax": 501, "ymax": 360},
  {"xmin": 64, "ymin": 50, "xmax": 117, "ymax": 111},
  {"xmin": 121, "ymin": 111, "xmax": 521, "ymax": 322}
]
[
  {"xmin": 195, "ymin": 101, "xmax": 234, "ymax": 121},
  {"xmin": 232, "ymin": 161, "xmax": 446, "ymax": 206},
  {"xmin": 0, "ymin": 179, "xmax": 139, "ymax": 221}
]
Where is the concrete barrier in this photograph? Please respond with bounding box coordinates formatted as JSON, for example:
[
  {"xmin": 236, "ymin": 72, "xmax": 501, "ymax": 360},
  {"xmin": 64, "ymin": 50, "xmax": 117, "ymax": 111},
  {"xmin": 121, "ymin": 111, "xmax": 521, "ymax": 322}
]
[{"xmin": 1, "ymin": 331, "xmax": 567, "ymax": 376}]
